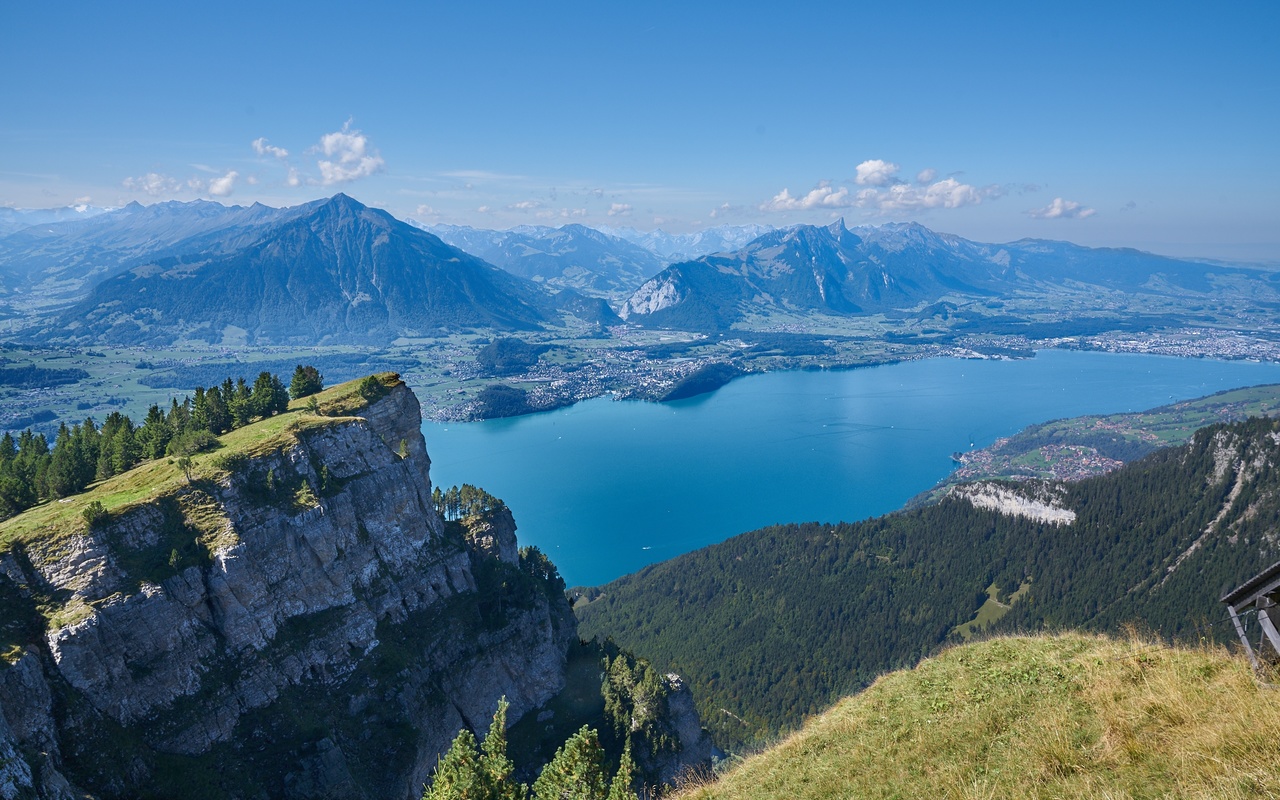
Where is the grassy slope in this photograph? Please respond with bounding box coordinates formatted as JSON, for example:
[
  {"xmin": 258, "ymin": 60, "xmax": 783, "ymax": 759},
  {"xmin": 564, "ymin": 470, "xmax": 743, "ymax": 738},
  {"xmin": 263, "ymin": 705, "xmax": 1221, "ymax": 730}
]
[
  {"xmin": 0, "ymin": 372, "xmax": 401, "ymax": 600},
  {"xmin": 681, "ymin": 634, "xmax": 1279, "ymax": 800}
]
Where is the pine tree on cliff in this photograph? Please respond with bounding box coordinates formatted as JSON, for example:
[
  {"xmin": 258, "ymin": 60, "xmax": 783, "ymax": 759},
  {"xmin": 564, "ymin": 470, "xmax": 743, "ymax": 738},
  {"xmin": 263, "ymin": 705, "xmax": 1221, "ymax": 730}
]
[
  {"xmin": 423, "ymin": 697, "xmax": 525, "ymax": 800},
  {"xmin": 426, "ymin": 709, "xmax": 639, "ymax": 800},
  {"xmin": 423, "ymin": 729, "xmax": 485, "ymax": 800},
  {"xmin": 532, "ymin": 726, "xmax": 607, "ymax": 800},
  {"xmin": 481, "ymin": 698, "xmax": 525, "ymax": 800},
  {"xmin": 605, "ymin": 740, "xmax": 639, "ymax": 800}
]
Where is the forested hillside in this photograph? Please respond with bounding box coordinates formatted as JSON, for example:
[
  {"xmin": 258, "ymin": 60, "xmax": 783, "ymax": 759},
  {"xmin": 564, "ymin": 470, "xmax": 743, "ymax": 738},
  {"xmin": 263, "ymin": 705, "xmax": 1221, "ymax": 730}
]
[{"xmin": 576, "ymin": 416, "xmax": 1280, "ymax": 750}]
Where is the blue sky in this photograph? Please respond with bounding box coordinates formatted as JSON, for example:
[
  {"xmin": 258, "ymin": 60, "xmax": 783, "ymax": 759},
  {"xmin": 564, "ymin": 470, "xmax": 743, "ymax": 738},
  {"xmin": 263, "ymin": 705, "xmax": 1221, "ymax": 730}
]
[{"xmin": 2, "ymin": 2, "xmax": 1277, "ymax": 259}]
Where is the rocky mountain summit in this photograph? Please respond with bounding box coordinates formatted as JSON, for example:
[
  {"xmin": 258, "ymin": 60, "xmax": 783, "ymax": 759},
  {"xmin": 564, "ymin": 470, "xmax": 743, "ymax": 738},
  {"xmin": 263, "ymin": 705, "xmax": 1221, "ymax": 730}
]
[
  {"xmin": 617, "ymin": 218, "xmax": 1276, "ymax": 330},
  {"xmin": 0, "ymin": 376, "xmax": 708, "ymax": 798}
]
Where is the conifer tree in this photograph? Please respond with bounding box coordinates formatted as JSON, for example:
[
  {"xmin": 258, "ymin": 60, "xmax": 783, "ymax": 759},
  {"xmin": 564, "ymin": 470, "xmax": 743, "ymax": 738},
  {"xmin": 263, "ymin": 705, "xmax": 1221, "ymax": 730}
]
[
  {"xmin": 205, "ymin": 384, "xmax": 231, "ymax": 434},
  {"xmin": 532, "ymin": 726, "xmax": 607, "ymax": 800},
  {"xmin": 138, "ymin": 404, "xmax": 170, "ymax": 459},
  {"xmin": 480, "ymin": 698, "xmax": 524, "ymax": 800},
  {"xmin": 290, "ymin": 364, "xmax": 324, "ymax": 399},
  {"xmin": 191, "ymin": 387, "xmax": 210, "ymax": 432},
  {"xmin": 251, "ymin": 371, "xmax": 280, "ymax": 419},
  {"xmin": 230, "ymin": 378, "xmax": 252, "ymax": 428},
  {"xmin": 46, "ymin": 423, "xmax": 78, "ymax": 498},
  {"xmin": 605, "ymin": 740, "xmax": 638, "ymax": 800},
  {"xmin": 423, "ymin": 729, "xmax": 485, "ymax": 800}
]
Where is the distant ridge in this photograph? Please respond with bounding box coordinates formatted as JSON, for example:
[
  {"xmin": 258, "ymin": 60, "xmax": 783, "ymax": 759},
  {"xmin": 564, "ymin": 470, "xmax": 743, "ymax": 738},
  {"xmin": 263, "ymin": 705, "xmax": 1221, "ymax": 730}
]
[
  {"xmin": 0, "ymin": 198, "xmax": 289, "ymax": 303},
  {"xmin": 598, "ymin": 223, "xmax": 775, "ymax": 262},
  {"xmin": 420, "ymin": 221, "xmax": 665, "ymax": 296},
  {"xmin": 0, "ymin": 203, "xmax": 112, "ymax": 236}
]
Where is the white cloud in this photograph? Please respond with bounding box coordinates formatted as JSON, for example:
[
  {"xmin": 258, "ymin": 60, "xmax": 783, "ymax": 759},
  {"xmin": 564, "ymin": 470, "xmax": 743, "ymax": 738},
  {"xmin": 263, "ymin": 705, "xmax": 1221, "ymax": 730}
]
[
  {"xmin": 855, "ymin": 159, "xmax": 901, "ymax": 186},
  {"xmin": 915, "ymin": 168, "xmax": 937, "ymax": 184},
  {"xmin": 507, "ymin": 200, "xmax": 540, "ymax": 211},
  {"xmin": 252, "ymin": 137, "xmax": 289, "ymax": 159},
  {"xmin": 440, "ymin": 169, "xmax": 526, "ymax": 182},
  {"xmin": 607, "ymin": 203, "xmax": 632, "ymax": 217},
  {"xmin": 476, "ymin": 205, "xmax": 493, "ymax": 214},
  {"xmin": 1028, "ymin": 197, "xmax": 1096, "ymax": 219},
  {"xmin": 873, "ymin": 178, "xmax": 996, "ymax": 211},
  {"xmin": 285, "ymin": 167, "xmax": 302, "ymax": 188},
  {"xmin": 536, "ymin": 207, "xmax": 590, "ymax": 220},
  {"xmin": 314, "ymin": 120, "xmax": 385, "ymax": 185},
  {"xmin": 761, "ymin": 181, "xmax": 852, "ymax": 211},
  {"xmin": 123, "ymin": 172, "xmax": 182, "ymax": 196},
  {"xmin": 762, "ymin": 173, "xmax": 1004, "ymax": 216},
  {"xmin": 208, "ymin": 170, "xmax": 238, "ymax": 197},
  {"xmin": 73, "ymin": 195, "xmax": 91, "ymax": 205},
  {"xmin": 415, "ymin": 204, "xmax": 439, "ymax": 217}
]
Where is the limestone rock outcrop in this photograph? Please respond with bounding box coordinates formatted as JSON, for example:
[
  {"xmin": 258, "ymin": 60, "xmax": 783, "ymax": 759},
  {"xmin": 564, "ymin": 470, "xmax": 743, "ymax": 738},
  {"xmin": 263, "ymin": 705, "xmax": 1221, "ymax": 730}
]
[{"xmin": 0, "ymin": 380, "xmax": 581, "ymax": 799}]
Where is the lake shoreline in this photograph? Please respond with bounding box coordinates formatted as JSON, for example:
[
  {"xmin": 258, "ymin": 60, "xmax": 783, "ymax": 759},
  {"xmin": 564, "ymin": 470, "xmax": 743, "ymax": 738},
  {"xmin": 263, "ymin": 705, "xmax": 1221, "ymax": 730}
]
[{"xmin": 424, "ymin": 351, "xmax": 1280, "ymax": 586}]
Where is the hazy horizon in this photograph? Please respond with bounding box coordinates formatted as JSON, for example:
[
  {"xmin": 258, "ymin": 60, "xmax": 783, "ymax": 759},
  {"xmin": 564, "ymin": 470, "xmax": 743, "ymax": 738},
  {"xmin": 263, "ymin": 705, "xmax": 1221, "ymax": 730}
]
[{"xmin": 3, "ymin": 3, "xmax": 1277, "ymax": 260}]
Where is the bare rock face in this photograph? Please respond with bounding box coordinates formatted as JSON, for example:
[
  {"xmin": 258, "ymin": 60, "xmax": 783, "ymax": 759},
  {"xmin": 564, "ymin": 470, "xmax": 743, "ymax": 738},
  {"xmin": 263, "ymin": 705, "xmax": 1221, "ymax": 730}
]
[
  {"xmin": 0, "ymin": 381, "xmax": 578, "ymax": 799},
  {"xmin": 949, "ymin": 480, "xmax": 1076, "ymax": 525},
  {"xmin": 461, "ymin": 505, "xmax": 520, "ymax": 566},
  {"xmin": 655, "ymin": 674, "xmax": 715, "ymax": 786}
]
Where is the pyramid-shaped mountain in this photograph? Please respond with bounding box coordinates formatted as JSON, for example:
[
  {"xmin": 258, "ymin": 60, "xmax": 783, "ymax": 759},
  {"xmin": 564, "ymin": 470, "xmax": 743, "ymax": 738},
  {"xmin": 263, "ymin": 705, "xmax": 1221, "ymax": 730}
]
[{"xmin": 46, "ymin": 194, "xmax": 552, "ymax": 345}]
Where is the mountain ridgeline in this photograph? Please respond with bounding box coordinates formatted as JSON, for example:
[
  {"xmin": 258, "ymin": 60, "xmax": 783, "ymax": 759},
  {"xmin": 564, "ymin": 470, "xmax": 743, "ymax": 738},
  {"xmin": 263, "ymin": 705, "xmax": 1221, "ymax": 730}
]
[
  {"xmin": 5, "ymin": 195, "xmax": 1276, "ymax": 348},
  {"xmin": 617, "ymin": 219, "xmax": 1277, "ymax": 330},
  {"xmin": 575, "ymin": 415, "xmax": 1280, "ymax": 750},
  {"xmin": 421, "ymin": 222, "xmax": 665, "ymax": 297}
]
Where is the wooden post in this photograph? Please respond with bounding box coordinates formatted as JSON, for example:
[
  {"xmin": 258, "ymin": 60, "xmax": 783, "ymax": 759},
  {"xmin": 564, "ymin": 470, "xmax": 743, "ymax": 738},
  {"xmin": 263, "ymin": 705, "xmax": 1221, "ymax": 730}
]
[
  {"xmin": 1258, "ymin": 602, "xmax": 1280, "ymax": 659},
  {"xmin": 1227, "ymin": 604, "xmax": 1261, "ymax": 671}
]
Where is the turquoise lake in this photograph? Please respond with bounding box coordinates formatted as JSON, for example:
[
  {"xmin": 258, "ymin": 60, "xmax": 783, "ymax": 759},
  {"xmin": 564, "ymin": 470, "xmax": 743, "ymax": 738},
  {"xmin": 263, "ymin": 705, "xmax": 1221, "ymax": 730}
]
[{"xmin": 423, "ymin": 350, "xmax": 1280, "ymax": 587}]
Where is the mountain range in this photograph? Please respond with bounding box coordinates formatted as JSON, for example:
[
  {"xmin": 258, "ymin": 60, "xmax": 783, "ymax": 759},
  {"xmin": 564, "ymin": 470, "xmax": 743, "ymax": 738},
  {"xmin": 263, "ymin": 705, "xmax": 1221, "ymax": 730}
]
[
  {"xmin": 3, "ymin": 195, "xmax": 1277, "ymax": 346},
  {"xmin": 617, "ymin": 219, "xmax": 1279, "ymax": 330},
  {"xmin": 0, "ymin": 204, "xmax": 111, "ymax": 237},
  {"xmin": 598, "ymin": 223, "xmax": 775, "ymax": 262},
  {"xmin": 417, "ymin": 222, "xmax": 666, "ymax": 297}
]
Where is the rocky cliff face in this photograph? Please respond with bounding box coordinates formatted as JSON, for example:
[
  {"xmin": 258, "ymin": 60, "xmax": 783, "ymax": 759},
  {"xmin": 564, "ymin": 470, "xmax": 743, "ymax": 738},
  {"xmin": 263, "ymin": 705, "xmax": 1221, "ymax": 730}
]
[{"xmin": 0, "ymin": 381, "xmax": 603, "ymax": 799}]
